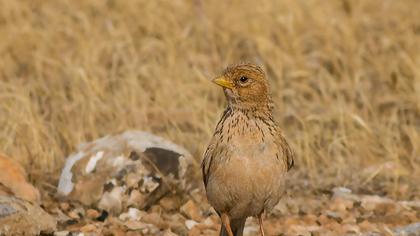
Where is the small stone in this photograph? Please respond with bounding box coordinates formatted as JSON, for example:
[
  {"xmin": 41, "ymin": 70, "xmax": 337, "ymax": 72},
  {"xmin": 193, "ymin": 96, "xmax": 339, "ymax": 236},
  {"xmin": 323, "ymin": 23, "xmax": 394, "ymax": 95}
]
[
  {"xmin": 342, "ymin": 224, "xmax": 360, "ymax": 234},
  {"xmin": 243, "ymin": 225, "xmax": 259, "ymax": 235},
  {"xmin": 180, "ymin": 200, "xmax": 202, "ymax": 221},
  {"xmin": 126, "ymin": 231, "xmax": 143, "ymax": 236},
  {"xmin": 159, "ymin": 196, "xmax": 180, "ymax": 211},
  {"xmin": 142, "ymin": 212, "xmax": 168, "ymax": 228},
  {"xmin": 68, "ymin": 210, "xmax": 80, "ymax": 219},
  {"xmin": 302, "ymin": 214, "xmax": 318, "ymax": 225},
  {"xmin": 59, "ymin": 202, "xmax": 70, "ymax": 211},
  {"xmin": 141, "ymin": 176, "xmax": 160, "ymax": 193},
  {"xmin": 104, "ymin": 227, "xmax": 125, "ymax": 236},
  {"xmin": 0, "ymin": 196, "xmax": 56, "ymax": 235},
  {"xmin": 358, "ymin": 220, "xmax": 377, "ymax": 232},
  {"xmin": 332, "ymin": 187, "xmax": 352, "ymax": 196},
  {"xmin": 51, "ymin": 208, "xmax": 71, "ymax": 224},
  {"xmin": 54, "ymin": 231, "xmax": 70, "ymax": 236},
  {"xmin": 287, "ymin": 225, "xmax": 312, "ymax": 236},
  {"xmin": 165, "ymin": 213, "xmax": 188, "ymax": 234},
  {"xmin": 185, "ymin": 219, "xmax": 198, "ymax": 230},
  {"xmin": 124, "ymin": 220, "xmax": 150, "ymax": 230},
  {"xmin": 127, "ymin": 190, "xmax": 146, "ymax": 208},
  {"xmin": 393, "ymin": 222, "xmax": 420, "ymax": 235},
  {"xmin": 80, "ymin": 224, "xmax": 97, "ymax": 233},
  {"xmin": 360, "ymin": 195, "xmax": 393, "ymax": 212},
  {"xmin": 98, "ymin": 186, "xmax": 124, "ymax": 214},
  {"xmin": 119, "ymin": 208, "xmax": 145, "ymax": 221},
  {"xmin": 162, "ymin": 229, "xmax": 178, "ymax": 236},
  {"xmin": 325, "ymin": 211, "xmax": 343, "ymax": 223},
  {"xmin": 203, "ymin": 217, "xmax": 214, "ymax": 226},
  {"xmin": 126, "ymin": 173, "xmax": 142, "ymax": 188},
  {"xmin": 0, "ymin": 154, "xmax": 40, "ymax": 203},
  {"xmin": 317, "ymin": 214, "xmax": 333, "ymax": 226},
  {"xmin": 86, "ymin": 209, "xmax": 100, "ymax": 219},
  {"xmin": 330, "ymin": 197, "xmax": 353, "ymax": 212},
  {"xmin": 73, "ymin": 207, "xmax": 85, "ymax": 217}
]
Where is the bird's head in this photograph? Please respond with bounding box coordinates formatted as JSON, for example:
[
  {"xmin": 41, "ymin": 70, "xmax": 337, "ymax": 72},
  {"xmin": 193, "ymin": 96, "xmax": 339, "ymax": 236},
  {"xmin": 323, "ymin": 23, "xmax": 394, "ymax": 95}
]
[{"xmin": 212, "ymin": 63, "xmax": 271, "ymax": 110}]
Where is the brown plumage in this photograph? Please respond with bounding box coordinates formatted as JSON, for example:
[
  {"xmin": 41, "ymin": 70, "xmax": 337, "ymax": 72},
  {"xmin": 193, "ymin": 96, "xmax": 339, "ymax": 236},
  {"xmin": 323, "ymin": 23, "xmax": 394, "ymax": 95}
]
[{"xmin": 202, "ymin": 63, "xmax": 294, "ymax": 236}]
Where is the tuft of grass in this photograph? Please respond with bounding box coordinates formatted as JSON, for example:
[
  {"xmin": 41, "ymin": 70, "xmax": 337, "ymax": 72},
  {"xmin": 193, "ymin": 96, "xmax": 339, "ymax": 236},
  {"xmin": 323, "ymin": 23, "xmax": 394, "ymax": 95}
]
[{"xmin": 0, "ymin": 0, "xmax": 419, "ymax": 191}]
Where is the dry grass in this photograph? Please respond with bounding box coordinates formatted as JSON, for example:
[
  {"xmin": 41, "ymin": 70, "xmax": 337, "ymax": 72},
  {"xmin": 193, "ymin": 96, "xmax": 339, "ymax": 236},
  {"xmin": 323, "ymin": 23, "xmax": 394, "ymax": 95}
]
[{"xmin": 0, "ymin": 0, "xmax": 419, "ymax": 192}]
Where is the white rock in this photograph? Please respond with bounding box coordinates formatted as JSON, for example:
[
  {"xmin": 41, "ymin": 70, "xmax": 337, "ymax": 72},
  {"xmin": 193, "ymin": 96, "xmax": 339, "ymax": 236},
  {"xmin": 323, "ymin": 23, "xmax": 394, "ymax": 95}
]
[
  {"xmin": 185, "ymin": 219, "xmax": 198, "ymax": 230},
  {"xmin": 85, "ymin": 151, "xmax": 104, "ymax": 173},
  {"xmin": 119, "ymin": 208, "xmax": 145, "ymax": 221},
  {"xmin": 393, "ymin": 222, "xmax": 420, "ymax": 235},
  {"xmin": 54, "ymin": 231, "xmax": 69, "ymax": 236},
  {"xmin": 57, "ymin": 151, "xmax": 86, "ymax": 195}
]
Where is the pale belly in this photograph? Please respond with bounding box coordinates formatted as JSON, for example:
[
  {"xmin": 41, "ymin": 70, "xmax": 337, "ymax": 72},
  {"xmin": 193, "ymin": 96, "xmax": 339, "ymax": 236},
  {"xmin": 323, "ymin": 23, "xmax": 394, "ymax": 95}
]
[{"xmin": 206, "ymin": 152, "xmax": 286, "ymax": 219}]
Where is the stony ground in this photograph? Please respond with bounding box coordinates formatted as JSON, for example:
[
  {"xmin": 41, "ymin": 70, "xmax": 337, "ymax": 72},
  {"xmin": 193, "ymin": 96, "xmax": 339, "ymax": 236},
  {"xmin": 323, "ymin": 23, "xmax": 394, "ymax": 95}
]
[
  {"xmin": 41, "ymin": 173, "xmax": 420, "ymax": 236},
  {"xmin": 1, "ymin": 137, "xmax": 419, "ymax": 236}
]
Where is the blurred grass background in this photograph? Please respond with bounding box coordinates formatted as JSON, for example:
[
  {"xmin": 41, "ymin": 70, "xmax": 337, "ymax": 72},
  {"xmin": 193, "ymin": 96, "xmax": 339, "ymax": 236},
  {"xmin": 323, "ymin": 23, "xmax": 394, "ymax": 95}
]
[{"xmin": 0, "ymin": 0, "xmax": 419, "ymax": 194}]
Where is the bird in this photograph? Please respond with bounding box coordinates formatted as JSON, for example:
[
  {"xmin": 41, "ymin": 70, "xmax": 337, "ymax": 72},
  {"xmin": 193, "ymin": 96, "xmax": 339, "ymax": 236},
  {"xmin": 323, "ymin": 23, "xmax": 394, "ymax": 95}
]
[{"xmin": 201, "ymin": 63, "xmax": 294, "ymax": 236}]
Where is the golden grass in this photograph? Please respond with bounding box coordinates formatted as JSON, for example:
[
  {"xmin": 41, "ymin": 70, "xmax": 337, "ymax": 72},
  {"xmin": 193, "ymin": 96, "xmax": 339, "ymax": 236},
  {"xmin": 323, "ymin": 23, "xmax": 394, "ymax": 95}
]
[{"xmin": 0, "ymin": 0, "xmax": 419, "ymax": 188}]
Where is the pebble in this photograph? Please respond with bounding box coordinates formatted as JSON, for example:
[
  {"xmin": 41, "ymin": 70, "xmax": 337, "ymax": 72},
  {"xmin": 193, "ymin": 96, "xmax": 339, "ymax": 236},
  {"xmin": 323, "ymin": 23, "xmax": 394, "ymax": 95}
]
[
  {"xmin": 180, "ymin": 200, "xmax": 202, "ymax": 221},
  {"xmin": 185, "ymin": 219, "xmax": 198, "ymax": 230},
  {"xmin": 54, "ymin": 231, "xmax": 69, "ymax": 236},
  {"xmin": 59, "ymin": 202, "xmax": 70, "ymax": 211},
  {"xmin": 80, "ymin": 224, "xmax": 97, "ymax": 233},
  {"xmin": 86, "ymin": 209, "xmax": 100, "ymax": 219},
  {"xmin": 67, "ymin": 210, "xmax": 80, "ymax": 219}
]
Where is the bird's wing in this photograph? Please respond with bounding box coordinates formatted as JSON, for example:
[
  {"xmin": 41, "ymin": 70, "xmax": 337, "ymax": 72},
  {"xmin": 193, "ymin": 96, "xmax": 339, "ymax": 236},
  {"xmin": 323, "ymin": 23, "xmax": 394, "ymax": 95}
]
[
  {"xmin": 201, "ymin": 140, "xmax": 216, "ymax": 187},
  {"xmin": 275, "ymin": 130, "xmax": 295, "ymax": 171}
]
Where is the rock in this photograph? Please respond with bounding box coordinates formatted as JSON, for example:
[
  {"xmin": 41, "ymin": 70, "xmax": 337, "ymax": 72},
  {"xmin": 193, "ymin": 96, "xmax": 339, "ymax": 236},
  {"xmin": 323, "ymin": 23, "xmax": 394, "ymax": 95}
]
[
  {"xmin": 54, "ymin": 231, "xmax": 70, "ymax": 236},
  {"xmin": 51, "ymin": 207, "xmax": 71, "ymax": 224},
  {"xmin": 332, "ymin": 198, "xmax": 354, "ymax": 212},
  {"xmin": 0, "ymin": 153, "xmax": 40, "ymax": 203},
  {"xmin": 332, "ymin": 187, "xmax": 352, "ymax": 196},
  {"xmin": 287, "ymin": 225, "xmax": 312, "ymax": 236},
  {"xmin": 393, "ymin": 222, "xmax": 420, "ymax": 235},
  {"xmin": 124, "ymin": 220, "xmax": 151, "ymax": 230},
  {"xmin": 164, "ymin": 213, "xmax": 188, "ymax": 234},
  {"xmin": 103, "ymin": 227, "xmax": 125, "ymax": 236},
  {"xmin": 59, "ymin": 202, "xmax": 70, "ymax": 211},
  {"xmin": 243, "ymin": 225, "xmax": 259, "ymax": 236},
  {"xmin": 180, "ymin": 199, "xmax": 202, "ymax": 221},
  {"xmin": 67, "ymin": 210, "xmax": 80, "ymax": 219},
  {"xmin": 80, "ymin": 223, "xmax": 97, "ymax": 233},
  {"xmin": 342, "ymin": 224, "xmax": 360, "ymax": 234},
  {"xmin": 325, "ymin": 211, "xmax": 343, "ymax": 223},
  {"xmin": 162, "ymin": 229, "xmax": 178, "ymax": 236},
  {"xmin": 57, "ymin": 131, "xmax": 194, "ymax": 215},
  {"xmin": 185, "ymin": 219, "xmax": 198, "ymax": 230},
  {"xmin": 98, "ymin": 186, "xmax": 124, "ymax": 214},
  {"xmin": 127, "ymin": 189, "xmax": 146, "ymax": 208},
  {"xmin": 142, "ymin": 212, "xmax": 168, "ymax": 228},
  {"xmin": 0, "ymin": 196, "xmax": 56, "ymax": 235},
  {"xmin": 159, "ymin": 196, "xmax": 180, "ymax": 211},
  {"xmin": 360, "ymin": 195, "xmax": 394, "ymax": 211},
  {"xmin": 86, "ymin": 209, "xmax": 100, "ymax": 219},
  {"xmin": 119, "ymin": 207, "xmax": 145, "ymax": 221},
  {"xmin": 358, "ymin": 220, "xmax": 377, "ymax": 232},
  {"xmin": 332, "ymin": 186, "xmax": 360, "ymax": 202}
]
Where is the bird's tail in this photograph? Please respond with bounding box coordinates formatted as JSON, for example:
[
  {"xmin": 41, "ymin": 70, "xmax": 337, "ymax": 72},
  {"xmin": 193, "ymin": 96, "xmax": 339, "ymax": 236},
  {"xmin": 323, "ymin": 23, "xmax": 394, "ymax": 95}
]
[{"xmin": 219, "ymin": 218, "xmax": 246, "ymax": 236}]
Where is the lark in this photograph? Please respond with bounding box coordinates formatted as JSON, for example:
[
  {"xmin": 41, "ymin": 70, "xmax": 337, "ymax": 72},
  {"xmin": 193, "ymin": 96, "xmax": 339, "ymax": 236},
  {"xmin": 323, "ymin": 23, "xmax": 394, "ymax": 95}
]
[{"xmin": 202, "ymin": 63, "xmax": 294, "ymax": 236}]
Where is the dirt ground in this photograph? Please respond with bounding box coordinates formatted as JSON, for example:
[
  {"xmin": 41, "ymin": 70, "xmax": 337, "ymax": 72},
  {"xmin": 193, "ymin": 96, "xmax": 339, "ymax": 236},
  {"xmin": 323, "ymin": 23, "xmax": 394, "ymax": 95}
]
[{"xmin": 36, "ymin": 170, "xmax": 419, "ymax": 236}]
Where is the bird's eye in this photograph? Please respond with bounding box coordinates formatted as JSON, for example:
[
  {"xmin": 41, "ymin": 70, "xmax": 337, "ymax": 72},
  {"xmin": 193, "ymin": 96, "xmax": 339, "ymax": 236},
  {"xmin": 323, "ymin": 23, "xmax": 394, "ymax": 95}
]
[{"xmin": 239, "ymin": 76, "xmax": 249, "ymax": 83}]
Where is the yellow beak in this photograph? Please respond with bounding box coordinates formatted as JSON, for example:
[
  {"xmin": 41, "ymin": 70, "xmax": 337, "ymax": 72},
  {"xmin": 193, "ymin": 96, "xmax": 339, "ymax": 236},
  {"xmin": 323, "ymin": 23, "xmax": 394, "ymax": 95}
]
[{"xmin": 212, "ymin": 76, "xmax": 234, "ymax": 89}]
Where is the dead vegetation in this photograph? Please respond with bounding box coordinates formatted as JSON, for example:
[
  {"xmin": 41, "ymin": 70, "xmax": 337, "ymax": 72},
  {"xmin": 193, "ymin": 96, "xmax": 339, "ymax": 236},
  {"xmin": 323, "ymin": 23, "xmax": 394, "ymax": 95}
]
[{"xmin": 0, "ymin": 0, "xmax": 419, "ymax": 203}]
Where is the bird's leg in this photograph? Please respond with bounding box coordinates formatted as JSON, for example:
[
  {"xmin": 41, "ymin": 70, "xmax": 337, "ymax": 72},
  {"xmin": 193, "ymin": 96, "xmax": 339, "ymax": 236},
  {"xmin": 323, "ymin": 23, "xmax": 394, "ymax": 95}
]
[
  {"xmin": 221, "ymin": 213, "xmax": 234, "ymax": 236},
  {"xmin": 258, "ymin": 212, "xmax": 265, "ymax": 236}
]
